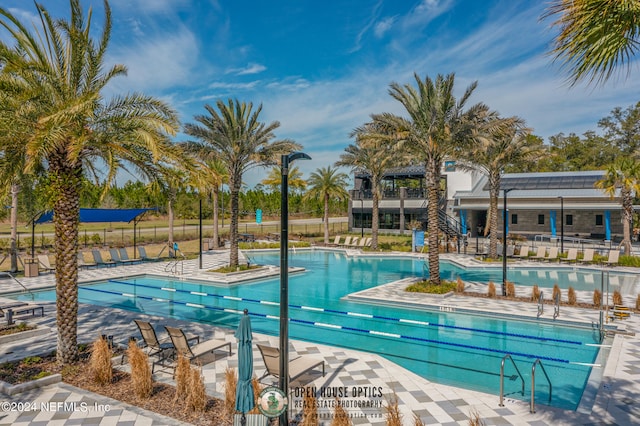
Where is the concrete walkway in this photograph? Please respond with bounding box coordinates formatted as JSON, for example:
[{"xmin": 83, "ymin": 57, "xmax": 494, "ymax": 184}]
[{"xmin": 1, "ymin": 249, "xmax": 639, "ymax": 425}]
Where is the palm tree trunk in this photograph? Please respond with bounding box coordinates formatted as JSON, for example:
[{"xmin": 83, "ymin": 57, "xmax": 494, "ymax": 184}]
[
  {"xmin": 10, "ymin": 183, "xmax": 19, "ymax": 273},
  {"xmin": 212, "ymin": 188, "xmax": 220, "ymax": 249},
  {"xmin": 426, "ymin": 159, "xmax": 440, "ymax": 285},
  {"xmin": 167, "ymin": 191, "xmax": 175, "ymax": 247},
  {"xmin": 371, "ymin": 179, "xmax": 380, "ymax": 250},
  {"xmin": 622, "ymin": 189, "xmax": 633, "ymax": 254},
  {"xmin": 51, "ymin": 159, "xmax": 81, "ymax": 364},
  {"xmin": 229, "ymin": 174, "xmax": 241, "ymax": 267},
  {"xmin": 323, "ymin": 193, "xmax": 330, "ymax": 244}
]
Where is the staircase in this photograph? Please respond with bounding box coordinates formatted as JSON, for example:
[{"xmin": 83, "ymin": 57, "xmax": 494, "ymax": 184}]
[{"xmin": 419, "ymin": 198, "xmax": 464, "ymax": 241}]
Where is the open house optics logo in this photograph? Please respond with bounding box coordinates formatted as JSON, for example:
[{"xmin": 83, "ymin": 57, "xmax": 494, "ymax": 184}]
[{"xmin": 290, "ymin": 385, "xmax": 385, "ymax": 421}]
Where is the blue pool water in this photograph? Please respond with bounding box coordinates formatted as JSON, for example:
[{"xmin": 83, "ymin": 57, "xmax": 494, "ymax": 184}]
[{"xmin": 16, "ymin": 250, "xmax": 605, "ymax": 410}]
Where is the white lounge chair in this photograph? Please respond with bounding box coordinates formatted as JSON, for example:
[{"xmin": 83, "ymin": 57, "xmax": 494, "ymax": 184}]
[
  {"xmin": 37, "ymin": 254, "xmax": 55, "ymax": 273},
  {"xmin": 560, "ymin": 248, "xmax": 578, "ymax": 263},
  {"xmin": 257, "ymin": 344, "xmax": 325, "ymax": 385},
  {"xmin": 604, "ymin": 250, "xmax": 620, "ymax": 266},
  {"xmin": 530, "ymin": 246, "xmax": 547, "ymax": 261},
  {"xmin": 578, "ymin": 248, "xmax": 594, "ymax": 264}
]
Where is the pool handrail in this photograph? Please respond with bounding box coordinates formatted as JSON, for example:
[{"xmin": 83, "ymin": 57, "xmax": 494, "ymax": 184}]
[
  {"xmin": 499, "ymin": 354, "xmax": 524, "ymax": 407},
  {"xmin": 537, "ymin": 291, "xmax": 544, "ymax": 318},
  {"xmin": 531, "ymin": 359, "xmax": 552, "ymax": 413}
]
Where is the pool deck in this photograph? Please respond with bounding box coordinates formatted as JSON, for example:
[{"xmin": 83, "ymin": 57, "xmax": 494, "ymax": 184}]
[{"xmin": 1, "ymin": 249, "xmax": 639, "ymax": 425}]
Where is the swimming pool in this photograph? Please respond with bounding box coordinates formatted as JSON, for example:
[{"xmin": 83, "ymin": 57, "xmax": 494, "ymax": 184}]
[{"xmin": 16, "ymin": 250, "xmax": 606, "ymax": 410}]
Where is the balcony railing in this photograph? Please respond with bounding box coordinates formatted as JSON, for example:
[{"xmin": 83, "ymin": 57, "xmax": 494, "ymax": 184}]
[{"xmin": 349, "ymin": 188, "xmax": 426, "ymax": 200}]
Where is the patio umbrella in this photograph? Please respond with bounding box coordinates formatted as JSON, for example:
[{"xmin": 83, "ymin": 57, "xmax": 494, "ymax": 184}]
[{"xmin": 235, "ymin": 309, "xmax": 255, "ymax": 425}]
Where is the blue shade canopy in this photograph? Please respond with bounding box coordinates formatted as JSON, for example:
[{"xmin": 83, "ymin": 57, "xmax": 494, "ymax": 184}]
[{"xmin": 35, "ymin": 208, "xmax": 156, "ymax": 224}]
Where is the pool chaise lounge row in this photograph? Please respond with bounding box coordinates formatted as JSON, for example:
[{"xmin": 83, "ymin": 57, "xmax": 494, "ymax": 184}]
[
  {"xmin": 327, "ymin": 235, "xmax": 372, "ymax": 249},
  {"xmin": 487, "ymin": 245, "xmax": 620, "ymax": 265},
  {"xmin": 130, "ymin": 320, "xmax": 325, "ymax": 384}
]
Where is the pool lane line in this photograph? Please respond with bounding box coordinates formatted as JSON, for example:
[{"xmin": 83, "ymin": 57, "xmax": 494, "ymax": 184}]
[
  {"xmin": 105, "ymin": 279, "xmax": 583, "ymax": 346},
  {"xmin": 87, "ymin": 285, "xmax": 581, "ymax": 365}
]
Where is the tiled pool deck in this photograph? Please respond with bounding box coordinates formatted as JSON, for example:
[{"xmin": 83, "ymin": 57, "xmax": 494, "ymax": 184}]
[{"xmin": 1, "ymin": 249, "xmax": 638, "ymax": 425}]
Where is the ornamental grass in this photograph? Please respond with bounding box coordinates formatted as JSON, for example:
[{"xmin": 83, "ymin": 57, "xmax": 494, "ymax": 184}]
[
  {"xmin": 127, "ymin": 340, "xmax": 152, "ymax": 398},
  {"xmin": 90, "ymin": 336, "xmax": 112, "ymax": 386}
]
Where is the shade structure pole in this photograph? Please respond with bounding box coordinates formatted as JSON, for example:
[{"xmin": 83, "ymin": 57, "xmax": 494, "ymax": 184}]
[{"xmin": 279, "ymin": 152, "xmax": 310, "ymax": 426}]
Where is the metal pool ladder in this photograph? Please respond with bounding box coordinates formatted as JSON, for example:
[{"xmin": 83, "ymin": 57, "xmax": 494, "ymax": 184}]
[
  {"xmin": 499, "ymin": 355, "xmax": 524, "ymax": 407},
  {"xmin": 531, "ymin": 359, "xmax": 552, "ymax": 413},
  {"xmin": 537, "ymin": 291, "xmax": 544, "ymax": 317}
]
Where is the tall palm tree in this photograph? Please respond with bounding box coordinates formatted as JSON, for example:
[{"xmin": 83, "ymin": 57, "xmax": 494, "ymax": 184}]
[
  {"xmin": 595, "ymin": 157, "xmax": 640, "ymax": 255},
  {"xmin": 337, "ymin": 121, "xmax": 400, "ymax": 250},
  {"xmin": 543, "ymin": 0, "xmax": 640, "ymax": 86},
  {"xmin": 184, "ymin": 99, "xmax": 300, "ymax": 266},
  {"xmin": 374, "ymin": 73, "xmax": 485, "ymax": 285},
  {"xmin": 261, "ymin": 165, "xmax": 306, "ymax": 193},
  {"xmin": 459, "ymin": 113, "xmax": 536, "ymax": 258},
  {"xmin": 304, "ymin": 166, "xmax": 349, "ymax": 244},
  {"xmin": 0, "ymin": 0, "xmax": 187, "ymax": 364}
]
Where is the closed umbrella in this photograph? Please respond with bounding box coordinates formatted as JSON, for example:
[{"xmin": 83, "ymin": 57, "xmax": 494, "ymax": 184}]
[{"xmin": 235, "ymin": 309, "xmax": 255, "ymax": 425}]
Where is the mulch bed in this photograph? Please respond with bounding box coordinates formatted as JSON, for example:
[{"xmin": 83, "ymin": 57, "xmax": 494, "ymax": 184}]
[{"xmin": 0, "ymin": 347, "xmax": 229, "ymax": 426}]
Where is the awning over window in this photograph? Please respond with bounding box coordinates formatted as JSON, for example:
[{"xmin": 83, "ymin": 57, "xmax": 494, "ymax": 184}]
[{"xmin": 35, "ymin": 208, "xmax": 156, "ymax": 224}]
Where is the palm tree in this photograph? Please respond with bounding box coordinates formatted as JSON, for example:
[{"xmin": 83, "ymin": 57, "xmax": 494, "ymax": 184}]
[
  {"xmin": 374, "ymin": 73, "xmax": 485, "ymax": 285},
  {"xmin": 595, "ymin": 157, "xmax": 640, "ymax": 255},
  {"xmin": 261, "ymin": 165, "xmax": 306, "ymax": 193},
  {"xmin": 305, "ymin": 166, "xmax": 349, "ymax": 244},
  {"xmin": 184, "ymin": 99, "xmax": 300, "ymax": 266},
  {"xmin": 543, "ymin": 0, "xmax": 640, "ymax": 86},
  {"xmin": 337, "ymin": 121, "xmax": 400, "ymax": 250},
  {"xmin": 0, "ymin": 0, "xmax": 187, "ymax": 364},
  {"xmin": 459, "ymin": 113, "xmax": 536, "ymax": 258}
]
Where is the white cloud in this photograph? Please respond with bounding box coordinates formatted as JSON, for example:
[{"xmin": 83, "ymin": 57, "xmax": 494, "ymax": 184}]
[
  {"xmin": 226, "ymin": 63, "xmax": 267, "ymax": 76},
  {"xmin": 106, "ymin": 28, "xmax": 200, "ymax": 93},
  {"xmin": 209, "ymin": 81, "xmax": 262, "ymax": 90},
  {"xmin": 349, "ymin": 0, "xmax": 384, "ymax": 53},
  {"xmin": 374, "ymin": 17, "xmax": 396, "ymax": 38}
]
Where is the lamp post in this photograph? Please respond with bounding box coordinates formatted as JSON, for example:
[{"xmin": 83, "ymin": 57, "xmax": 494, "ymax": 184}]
[
  {"xmin": 558, "ymin": 196, "xmax": 564, "ymax": 254},
  {"xmin": 198, "ymin": 197, "xmax": 203, "ymax": 269},
  {"xmin": 502, "ymin": 188, "xmax": 513, "ymax": 297},
  {"xmin": 358, "ymin": 197, "xmax": 364, "ymax": 238},
  {"xmin": 280, "ymin": 152, "xmax": 311, "ymax": 426}
]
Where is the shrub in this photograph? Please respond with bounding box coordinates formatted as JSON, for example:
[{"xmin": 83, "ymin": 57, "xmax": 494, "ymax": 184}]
[
  {"xmin": 383, "ymin": 392, "xmax": 403, "ymax": 426},
  {"xmin": 224, "ymin": 367, "xmax": 237, "ymax": 421},
  {"xmin": 487, "ymin": 282, "xmax": 496, "ymax": 298},
  {"xmin": 90, "ymin": 336, "xmax": 112, "ymax": 386},
  {"xmin": 613, "ymin": 290, "xmax": 623, "ymax": 306},
  {"xmin": 127, "ymin": 340, "xmax": 152, "ymax": 399},
  {"xmin": 331, "ymin": 398, "xmax": 352, "ymax": 426},
  {"xmin": 552, "ymin": 284, "xmax": 561, "ymax": 302},
  {"xmin": 506, "ymin": 281, "xmax": 515, "ymax": 297},
  {"xmin": 456, "ymin": 277, "xmax": 465, "ymax": 293},
  {"xmin": 593, "ymin": 289, "xmax": 602, "ymax": 307},
  {"xmin": 301, "ymin": 387, "xmax": 318, "ymax": 426},
  {"xmin": 531, "ymin": 285, "xmax": 541, "ymax": 302},
  {"xmin": 174, "ymin": 355, "xmax": 191, "ymax": 402},
  {"xmin": 568, "ymin": 287, "xmax": 577, "ymax": 305},
  {"xmin": 186, "ymin": 366, "xmax": 207, "ymax": 413},
  {"xmin": 413, "ymin": 413, "xmax": 426, "ymax": 426}
]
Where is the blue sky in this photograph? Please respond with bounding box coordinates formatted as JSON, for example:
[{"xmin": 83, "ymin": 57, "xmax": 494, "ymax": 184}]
[{"xmin": 2, "ymin": 0, "xmax": 639, "ymax": 187}]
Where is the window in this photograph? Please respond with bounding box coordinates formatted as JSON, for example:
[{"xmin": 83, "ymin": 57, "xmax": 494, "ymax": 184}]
[
  {"xmin": 566, "ymin": 214, "xmax": 573, "ymax": 226},
  {"xmin": 538, "ymin": 214, "xmax": 545, "ymax": 225},
  {"xmin": 511, "ymin": 214, "xmax": 518, "ymax": 224},
  {"xmin": 596, "ymin": 215, "xmax": 603, "ymax": 226}
]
